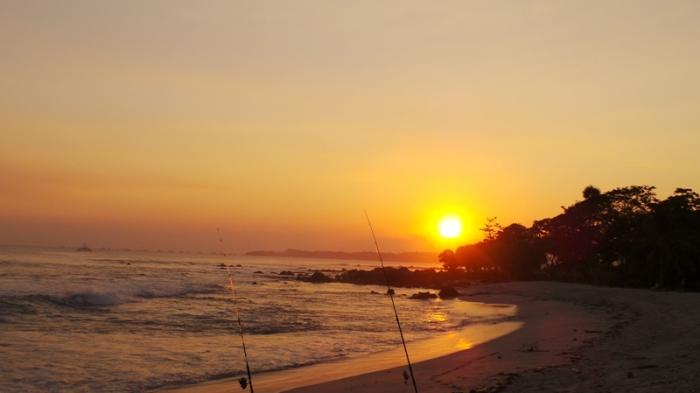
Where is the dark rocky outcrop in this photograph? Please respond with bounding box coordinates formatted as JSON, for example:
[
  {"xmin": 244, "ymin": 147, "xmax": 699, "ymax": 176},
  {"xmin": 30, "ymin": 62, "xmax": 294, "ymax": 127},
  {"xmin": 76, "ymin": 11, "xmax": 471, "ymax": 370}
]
[
  {"xmin": 335, "ymin": 267, "xmax": 471, "ymax": 289},
  {"xmin": 438, "ymin": 286, "xmax": 460, "ymax": 299},
  {"xmin": 409, "ymin": 291, "xmax": 437, "ymax": 300},
  {"xmin": 298, "ymin": 271, "xmax": 334, "ymax": 283}
]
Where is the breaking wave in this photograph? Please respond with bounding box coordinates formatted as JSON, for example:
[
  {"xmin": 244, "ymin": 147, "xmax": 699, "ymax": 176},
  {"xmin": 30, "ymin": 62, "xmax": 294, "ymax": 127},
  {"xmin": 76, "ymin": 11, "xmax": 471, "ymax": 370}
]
[{"xmin": 3, "ymin": 282, "xmax": 223, "ymax": 308}]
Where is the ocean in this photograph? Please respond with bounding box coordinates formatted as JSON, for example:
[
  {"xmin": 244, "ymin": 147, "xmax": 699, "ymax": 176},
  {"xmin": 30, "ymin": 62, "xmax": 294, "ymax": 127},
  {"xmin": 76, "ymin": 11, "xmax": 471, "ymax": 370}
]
[{"xmin": 0, "ymin": 246, "xmax": 517, "ymax": 392}]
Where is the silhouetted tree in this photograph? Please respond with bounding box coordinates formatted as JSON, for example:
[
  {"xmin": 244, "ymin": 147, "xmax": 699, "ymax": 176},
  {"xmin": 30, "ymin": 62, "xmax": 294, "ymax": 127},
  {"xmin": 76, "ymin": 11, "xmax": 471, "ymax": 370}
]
[
  {"xmin": 624, "ymin": 188, "xmax": 700, "ymax": 290},
  {"xmin": 480, "ymin": 217, "xmax": 502, "ymax": 241},
  {"xmin": 438, "ymin": 249, "xmax": 456, "ymax": 269},
  {"xmin": 440, "ymin": 185, "xmax": 700, "ymax": 291},
  {"xmin": 485, "ymin": 223, "xmax": 544, "ymax": 280},
  {"xmin": 583, "ymin": 185, "xmax": 601, "ymax": 200}
]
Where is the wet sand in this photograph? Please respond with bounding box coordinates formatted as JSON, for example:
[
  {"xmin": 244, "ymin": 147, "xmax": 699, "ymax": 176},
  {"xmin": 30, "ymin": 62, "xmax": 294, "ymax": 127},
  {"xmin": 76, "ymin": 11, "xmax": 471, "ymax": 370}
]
[
  {"xmin": 162, "ymin": 321, "xmax": 522, "ymax": 393},
  {"xmin": 160, "ymin": 282, "xmax": 700, "ymax": 393}
]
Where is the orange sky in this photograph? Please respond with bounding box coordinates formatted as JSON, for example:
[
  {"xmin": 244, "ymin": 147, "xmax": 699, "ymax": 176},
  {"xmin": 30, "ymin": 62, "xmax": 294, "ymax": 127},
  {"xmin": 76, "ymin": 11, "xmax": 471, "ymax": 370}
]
[{"xmin": 2, "ymin": 1, "xmax": 699, "ymax": 252}]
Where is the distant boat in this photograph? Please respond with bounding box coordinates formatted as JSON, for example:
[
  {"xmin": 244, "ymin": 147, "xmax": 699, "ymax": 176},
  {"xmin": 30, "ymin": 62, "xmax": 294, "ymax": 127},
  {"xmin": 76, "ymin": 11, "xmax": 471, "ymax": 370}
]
[{"xmin": 76, "ymin": 243, "xmax": 92, "ymax": 252}]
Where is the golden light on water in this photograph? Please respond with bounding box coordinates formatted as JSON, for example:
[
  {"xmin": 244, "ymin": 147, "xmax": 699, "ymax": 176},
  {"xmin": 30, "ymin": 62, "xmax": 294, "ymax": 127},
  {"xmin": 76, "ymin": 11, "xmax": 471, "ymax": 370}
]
[
  {"xmin": 427, "ymin": 310, "xmax": 448, "ymax": 323},
  {"xmin": 454, "ymin": 338, "xmax": 473, "ymax": 350}
]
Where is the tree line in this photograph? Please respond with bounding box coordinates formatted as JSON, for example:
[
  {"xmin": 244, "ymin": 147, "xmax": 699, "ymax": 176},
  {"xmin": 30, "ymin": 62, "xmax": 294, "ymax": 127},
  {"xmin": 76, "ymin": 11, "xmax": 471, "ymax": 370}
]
[{"xmin": 439, "ymin": 186, "xmax": 700, "ymax": 291}]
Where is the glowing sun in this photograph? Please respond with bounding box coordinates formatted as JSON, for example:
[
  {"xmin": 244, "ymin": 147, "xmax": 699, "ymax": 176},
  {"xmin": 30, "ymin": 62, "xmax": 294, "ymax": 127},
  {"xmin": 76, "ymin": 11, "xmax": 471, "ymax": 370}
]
[{"xmin": 438, "ymin": 216, "xmax": 463, "ymax": 239}]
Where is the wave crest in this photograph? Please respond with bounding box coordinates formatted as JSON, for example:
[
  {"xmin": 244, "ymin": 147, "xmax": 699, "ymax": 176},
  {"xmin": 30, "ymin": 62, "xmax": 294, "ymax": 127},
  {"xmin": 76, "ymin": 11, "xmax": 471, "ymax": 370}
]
[{"xmin": 7, "ymin": 282, "xmax": 222, "ymax": 308}]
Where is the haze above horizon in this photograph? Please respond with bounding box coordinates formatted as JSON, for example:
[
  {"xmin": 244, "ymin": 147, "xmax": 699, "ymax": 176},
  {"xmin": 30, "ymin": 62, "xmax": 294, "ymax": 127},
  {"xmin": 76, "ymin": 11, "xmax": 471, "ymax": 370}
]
[{"xmin": 2, "ymin": 1, "xmax": 699, "ymax": 252}]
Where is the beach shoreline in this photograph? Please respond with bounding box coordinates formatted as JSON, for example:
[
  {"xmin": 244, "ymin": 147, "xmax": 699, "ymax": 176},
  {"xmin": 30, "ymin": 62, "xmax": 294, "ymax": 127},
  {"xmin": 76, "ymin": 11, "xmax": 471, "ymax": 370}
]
[
  {"xmin": 158, "ymin": 281, "xmax": 605, "ymax": 393},
  {"xmin": 161, "ymin": 281, "xmax": 700, "ymax": 393},
  {"xmin": 158, "ymin": 320, "xmax": 523, "ymax": 393},
  {"xmin": 285, "ymin": 281, "xmax": 610, "ymax": 393}
]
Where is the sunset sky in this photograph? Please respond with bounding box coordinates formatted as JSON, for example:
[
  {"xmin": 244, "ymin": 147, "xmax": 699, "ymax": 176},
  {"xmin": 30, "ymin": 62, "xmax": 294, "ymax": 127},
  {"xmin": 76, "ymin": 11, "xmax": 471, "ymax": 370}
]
[{"xmin": 2, "ymin": 1, "xmax": 699, "ymax": 252}]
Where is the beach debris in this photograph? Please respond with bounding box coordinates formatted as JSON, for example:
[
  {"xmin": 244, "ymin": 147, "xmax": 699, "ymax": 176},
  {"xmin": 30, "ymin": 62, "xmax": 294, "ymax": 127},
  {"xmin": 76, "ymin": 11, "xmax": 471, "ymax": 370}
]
[
  {"xmin": 409, "ymin": 291, "xmax": 438, "ymax": 300},
  {"xmin": 438, "ymin": 287, "xmax": 460, "ymax": 299},
  {"xmin": 519, "ymin": 345, "xmax": 548, "ymax": 353},
  {"xmin": 279, "ymin": 270, "xmax": 295, "ymax": 276},
  {"xmin": 238, "ymin": 377, "xmax": 248, "ymax": 389}
]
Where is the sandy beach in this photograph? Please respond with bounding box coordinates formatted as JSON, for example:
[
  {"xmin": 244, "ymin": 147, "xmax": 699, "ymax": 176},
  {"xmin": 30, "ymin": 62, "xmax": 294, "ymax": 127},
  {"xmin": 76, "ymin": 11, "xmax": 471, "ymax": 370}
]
[{"xmin": 164, "ymin": 282, "xmax": 700, "ymax": 393}]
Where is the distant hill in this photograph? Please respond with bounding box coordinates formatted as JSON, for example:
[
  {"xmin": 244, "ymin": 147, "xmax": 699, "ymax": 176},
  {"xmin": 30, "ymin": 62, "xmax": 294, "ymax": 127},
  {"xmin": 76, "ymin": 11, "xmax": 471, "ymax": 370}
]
[{"xmin": 245, "ymin": 249, "xmax": 438, "ymax": 263}]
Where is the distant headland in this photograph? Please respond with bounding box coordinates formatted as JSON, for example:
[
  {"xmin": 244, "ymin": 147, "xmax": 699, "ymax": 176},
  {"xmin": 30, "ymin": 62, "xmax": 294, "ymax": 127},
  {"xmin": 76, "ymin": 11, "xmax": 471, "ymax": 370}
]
[{"xmin": 245, "ymin": 249, "xmax": 437, "ymax": 263}]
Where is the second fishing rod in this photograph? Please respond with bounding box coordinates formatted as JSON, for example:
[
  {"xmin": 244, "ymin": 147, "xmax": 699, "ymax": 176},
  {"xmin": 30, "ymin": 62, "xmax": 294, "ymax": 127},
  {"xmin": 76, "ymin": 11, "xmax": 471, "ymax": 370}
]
[
  {"xmin": 217, "ymin": 228, "xmax": 255, "ymax": 393},
  {"xmin": 364, "ymin": 210, "xmax": 419, "ymax": 393}
]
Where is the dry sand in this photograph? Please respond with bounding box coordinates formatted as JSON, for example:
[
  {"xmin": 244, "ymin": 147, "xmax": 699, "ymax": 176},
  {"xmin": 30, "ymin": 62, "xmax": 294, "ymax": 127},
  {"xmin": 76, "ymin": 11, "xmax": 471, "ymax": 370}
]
[{"xmin": 162, "ymin": 282, "xmax": 700, "ymax": 393}]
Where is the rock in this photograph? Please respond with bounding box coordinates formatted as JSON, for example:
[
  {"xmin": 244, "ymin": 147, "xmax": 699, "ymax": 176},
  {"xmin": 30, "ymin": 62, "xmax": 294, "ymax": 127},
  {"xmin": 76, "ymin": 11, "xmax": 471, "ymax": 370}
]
[
  {"xmin": 438, "ymin": 286, "xmax": 460, "ymax": 299},
  {"xmin": 279, "ymin": 270, "xmax": 295, "ymax": 276},
  {"xmin": 299, "ymin": 271, "xmax": 333, "ymax": 283},
  {"xmin": 254, "ymin": 270, "xmax": 264, "ymax": 274},
  {"xmin": 409, "ymin": 291, "xmax": 437, "ymax": 300}
]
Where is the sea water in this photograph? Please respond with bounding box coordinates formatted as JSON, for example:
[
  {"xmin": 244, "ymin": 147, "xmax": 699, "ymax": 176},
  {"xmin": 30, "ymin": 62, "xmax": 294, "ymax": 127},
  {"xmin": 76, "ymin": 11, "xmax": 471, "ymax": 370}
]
[{"xmin": 0, "ymin": 246, "xmax": 517, "ymax": 392}]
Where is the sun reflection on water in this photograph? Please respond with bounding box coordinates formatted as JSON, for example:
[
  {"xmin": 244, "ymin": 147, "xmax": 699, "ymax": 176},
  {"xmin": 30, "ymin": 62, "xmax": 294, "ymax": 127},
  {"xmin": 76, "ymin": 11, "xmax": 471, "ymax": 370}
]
[
  {"xmin": 455, "ymin": 338, "xmax": 473, "ymax": 350},
  {"xmin": 427, "ymin": 310, "xmax": 448, "ymax": 323}
]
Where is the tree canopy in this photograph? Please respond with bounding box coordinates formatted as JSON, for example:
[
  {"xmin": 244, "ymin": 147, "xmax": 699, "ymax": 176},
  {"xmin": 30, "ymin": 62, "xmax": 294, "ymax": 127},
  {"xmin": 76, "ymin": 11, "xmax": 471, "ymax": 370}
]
[{"xmin": 439, "ymin": 186, "xmax": 700, "ymax": 291}]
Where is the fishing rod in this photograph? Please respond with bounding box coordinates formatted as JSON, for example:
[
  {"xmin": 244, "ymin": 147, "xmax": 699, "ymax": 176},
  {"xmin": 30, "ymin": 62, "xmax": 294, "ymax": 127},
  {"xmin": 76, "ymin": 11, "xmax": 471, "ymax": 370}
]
[
  {"xmin": 217, "ymin": 228, "xmax": 255, "ymax": 393},
  {"xmin": 363, "ymin": 210, "xmax": 419, "ymax": 393}
]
